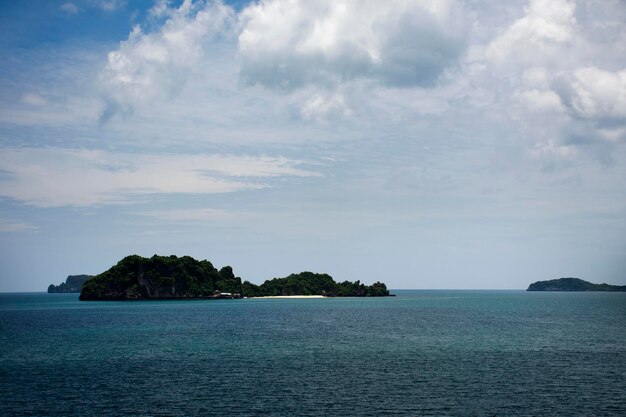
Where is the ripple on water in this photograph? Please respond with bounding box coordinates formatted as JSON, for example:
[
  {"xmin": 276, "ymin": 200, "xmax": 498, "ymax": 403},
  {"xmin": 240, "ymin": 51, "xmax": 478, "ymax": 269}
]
[{"xmin": 1, "ymin": 291, "xmax": 625, "ymax": 416}]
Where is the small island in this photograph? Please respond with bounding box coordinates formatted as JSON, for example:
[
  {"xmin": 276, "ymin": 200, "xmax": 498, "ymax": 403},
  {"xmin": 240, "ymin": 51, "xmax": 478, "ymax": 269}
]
[
  {"xmin": 527, "ymin": 277, "xmax": 626, "ymax": 292},
  {"xmin": 48, "ymin": 275, "xmax": 93, "ymax": 293},
  {"xmin": 243, "ymin": 271, "xmax": 390, "ymax": 297},
  {"xmin": 79, "ymin": 254, "xmax": 391, "ymax": 300}
]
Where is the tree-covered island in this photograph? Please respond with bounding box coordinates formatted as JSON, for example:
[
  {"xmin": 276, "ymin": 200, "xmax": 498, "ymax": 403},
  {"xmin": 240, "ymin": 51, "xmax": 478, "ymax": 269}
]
[
  {"xmin": 79, "ymin": 254, "xmax": 391, "ymax": 300},
  {"xmin": 48, "ymin": 275, "xmax": 93, "ymax": 293},
  {"xmin": 527, "ymin": 277, "xmax": 626, "ymax": 292}
]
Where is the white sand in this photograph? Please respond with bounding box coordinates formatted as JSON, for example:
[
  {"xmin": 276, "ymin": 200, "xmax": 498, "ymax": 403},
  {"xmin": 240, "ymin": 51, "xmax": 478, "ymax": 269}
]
[{"xmin": 252, "ymin": 295, "xmax": 326, "ymax": 299}]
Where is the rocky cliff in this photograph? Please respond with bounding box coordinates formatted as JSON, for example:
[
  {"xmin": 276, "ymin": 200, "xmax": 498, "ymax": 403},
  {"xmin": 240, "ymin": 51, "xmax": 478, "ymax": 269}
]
[{"xmin": 48, "ymin": 275, "xmax": 93, "ymax": 293}]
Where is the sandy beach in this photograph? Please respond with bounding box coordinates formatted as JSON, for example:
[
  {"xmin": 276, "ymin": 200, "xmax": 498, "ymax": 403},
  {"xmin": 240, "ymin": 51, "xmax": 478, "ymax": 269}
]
[{"xmin": 251, "ymin": 295, "xmax": 326, "ymax": 299}]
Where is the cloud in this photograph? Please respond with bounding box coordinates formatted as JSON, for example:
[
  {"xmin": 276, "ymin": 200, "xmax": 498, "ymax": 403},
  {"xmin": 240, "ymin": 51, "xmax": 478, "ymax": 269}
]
[
  {"xmin": 479, "ymin": 0, "xmax": 626, "ymax": 162},
  {"xmin": 96, "ymin": 0, "xmax": 126, "ymax": 12},
  {"xmin": 299, "ymin": 89, "xmax": 352, "ymax": 121},
  {"xmin": 0, "ymin": 148, "xmax": 320, "ymax": 207},
  {"xmin": 515, "ymin": 89, "xmax": 564, "ymax": 113},
  {"xmin": 99, "ymin": 0, "xmax": 235, "ymax": 122},
  {"xmin": 60, "ymin": 2, "xmax": 79, "ymax": 14},
  {"xmin": 553, "ymin": 67, "xmax": 626, "ymax": 122},
  {"xmin": 97, "ymin": 0, "xmax": 468, "ymax": 125},
  {"xmin": 485, "ymin": 0, "xmax": 576, "ymax": 68},
  {"xmin": 27, "ymin": 0, "xmax": 626, "ymax": 164},
  {"xmin": 238, "ymin": 0, "xmax": 465, "ymax": 90},
  {"xmin": 133, "ymin": 208, "xmax": 241, "ymax": 223},
  {"xmin": 527, "ymin": 67, "xmax": 626, "ymax": 153},
  {"xmin": 0, "ymin": 219, "xmax": 37, "ymax": 233},
  {"xmin": 20, "ymin": 93, "xmax": 48, "ymax": 107},
  {"xmin": 528, "ymin": 139, "xmax": 578, "ymax": 161}
]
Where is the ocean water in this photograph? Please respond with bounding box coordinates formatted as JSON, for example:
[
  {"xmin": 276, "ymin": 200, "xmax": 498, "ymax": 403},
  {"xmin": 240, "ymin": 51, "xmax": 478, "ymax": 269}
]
[{"xmin": 1, "ymin": 291, "xmax": 625, "ymax": 416}]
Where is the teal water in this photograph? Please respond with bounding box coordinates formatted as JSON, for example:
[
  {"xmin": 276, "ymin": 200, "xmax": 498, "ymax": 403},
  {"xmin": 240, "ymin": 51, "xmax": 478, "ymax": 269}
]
[{"xmin": 1, "ymin": 291, "xmax": 625, "ymax": 416}]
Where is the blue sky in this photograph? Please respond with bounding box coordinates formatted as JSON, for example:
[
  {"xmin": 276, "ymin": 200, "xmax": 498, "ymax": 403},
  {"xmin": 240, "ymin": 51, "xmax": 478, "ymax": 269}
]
[{"xmin": 1, "ymin": 0, "xmax": 625, "ymax": 291}]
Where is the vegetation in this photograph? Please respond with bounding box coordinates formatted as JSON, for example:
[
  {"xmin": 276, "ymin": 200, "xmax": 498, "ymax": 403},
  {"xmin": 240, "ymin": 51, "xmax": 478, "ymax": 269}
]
[
  {"xmin": 80, "ymin": 255, "xmax": 242, "ymax": 300},
  {"xmin": 242, "ymin": 271, "xmax": 390, "ymax": 297},
  {"xmin": 48, "ymin": 275, "xmax": 93, "ymax": 293},
  {"xmin": 527, "ymin": 277, "xmax": 626, "ymax": 292},
  {"xmin": 79, "ymin": 254, "xmax": 392, "ymax": 300}
]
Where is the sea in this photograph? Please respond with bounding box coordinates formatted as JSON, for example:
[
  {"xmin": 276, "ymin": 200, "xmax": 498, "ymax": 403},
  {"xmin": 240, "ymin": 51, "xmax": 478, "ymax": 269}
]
[{"xmin": 1, "ymin": 290, "xmax": 625, "ymax": 416}]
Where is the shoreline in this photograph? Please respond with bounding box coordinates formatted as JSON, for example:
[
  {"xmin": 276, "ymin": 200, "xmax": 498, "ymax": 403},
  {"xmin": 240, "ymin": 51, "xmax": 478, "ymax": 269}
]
[{"xmin": 251, "ymin": 295, "xmax": 326, "ymax": 299}]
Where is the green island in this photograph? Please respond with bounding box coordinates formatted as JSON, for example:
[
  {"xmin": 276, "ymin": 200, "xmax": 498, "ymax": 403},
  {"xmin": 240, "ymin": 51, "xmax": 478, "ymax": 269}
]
[
  {"xmin": 527, "ymin": 277, "xmax": 626, "ymax": 292},
  {"xmin": 48, "ymin": 275, "xmax": 93, "ymax": 293},
  {"xmin": 79, "ymin": 254, "xmax": 391, "ymax": 300}
]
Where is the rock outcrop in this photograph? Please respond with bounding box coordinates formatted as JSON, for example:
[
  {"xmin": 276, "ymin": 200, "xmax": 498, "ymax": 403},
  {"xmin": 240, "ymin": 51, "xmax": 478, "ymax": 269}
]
[{"xmin": 48, "ymin": 275, "xmax": 93, "ymax": 293}]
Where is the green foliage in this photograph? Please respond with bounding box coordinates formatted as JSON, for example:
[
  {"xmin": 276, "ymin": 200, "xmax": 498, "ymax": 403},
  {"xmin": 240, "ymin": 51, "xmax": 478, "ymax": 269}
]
[
  {"xmin": 80, "ymin": 255, "xmax": 242, "ymax": 300},
  {"xmin": 367, "ymin": 281, "xmax": 389, "ymax": 296},
  {"xmin": 241, "ymin": 272, "xmax": 390, "ymax": 297},
  {"xmin": 527, "ymin": 277, "xmax": 626, "ymax": 292},
  {"xmin": 79, "ymin": 255, "xmax": 392, "ymax": 300},
  {"xmin": 216, "ymin": 266, "xmax": 243, "ymax": 294},
  {"xmin": 242, "ymin": 281, "xmax": 260, "ymax": 297}
]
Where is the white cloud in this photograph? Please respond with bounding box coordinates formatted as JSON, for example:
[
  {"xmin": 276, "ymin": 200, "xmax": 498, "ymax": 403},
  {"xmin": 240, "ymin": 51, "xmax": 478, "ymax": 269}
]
[
  {"xmin": 529, "ymin": 140, "xmax": 578, "ymax": 161},
  {"xmin": 300, "ymin": 90, "xmax": 352, "ymax": 121},
  {"xmin": 479, "ymin": 0, "xmax": 626, "ymax": 159},
  {"xmin": 521, "ymin": 67, "xmax": 551, "ymax": 89},
  {"xmin": 133, "ymin": 208, "xmax": 241, "ymax": 223},
  {"xmin": 149, "ymin": 0, "xmax": 171, "ymax": 18},
  {"xmin": 96, "ymin": 0, "xmax": 126, "ymax": 12},
  {"xmin": 60, "ymin": 2, "xmax": 79, "ymax": 14},
  {"xmin": 18, "ymin": 0, "xmax": 626, "ymax": 163},
  {"xmin": 555, "ymin": 67, "xmax": 626, "ymax": 120},
  {"xmin": 20, "ymin": 93, "xmax": 48, "ymax": 107},
  {"xmin": 238, "ymin": 0, "xmax": 465, "ymax": 90},
  {"xmin": 0, "ymin": 148, "xmax": 320, "ymax": 207},
  {"xmin": 99, "ymin": 0, "xmax": 235, "ymax": 122},
  {"xmin": 100, "ymin": 0, "xmax": 466, "ymax": 124},
  {"xmin": 0, "ymin": 219, "xmax": 37, "ymax": 233},
  {"xmin": 540, "ymin": 66, "xmax": 626, "ymax": 149},
  {"xmin": 485, "ymin": 0, "xmax": 576, "ymax": 68},
  {"xmin": 515, "ymin": 89, "xmax": 564, "ymax": 113}
]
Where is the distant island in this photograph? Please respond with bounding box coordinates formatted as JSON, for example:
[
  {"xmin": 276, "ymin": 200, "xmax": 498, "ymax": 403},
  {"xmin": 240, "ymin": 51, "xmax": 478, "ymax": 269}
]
[
  {"xmin": 527, "ymin": 277, "xmax": 626, "ymax": 292},
  {"xmin": 79, "ymin": 254, "xmax": 391, "ymax": 300},
  {"xmin": 48, "ymin": 275, "xmax": 93, "ymax": 293}
]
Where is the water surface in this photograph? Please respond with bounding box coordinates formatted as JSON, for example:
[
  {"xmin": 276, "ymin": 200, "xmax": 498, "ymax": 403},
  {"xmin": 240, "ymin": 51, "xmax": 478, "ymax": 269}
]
[{"xmin": 1, "ymin": 290, "xmax": 625, "ymax": 416}]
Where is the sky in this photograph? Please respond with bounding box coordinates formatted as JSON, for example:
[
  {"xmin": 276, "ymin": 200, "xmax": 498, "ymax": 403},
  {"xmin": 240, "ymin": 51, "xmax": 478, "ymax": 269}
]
[{"xmin": 1, "ymin": 0, "xmax": 625, "ymax": 291}]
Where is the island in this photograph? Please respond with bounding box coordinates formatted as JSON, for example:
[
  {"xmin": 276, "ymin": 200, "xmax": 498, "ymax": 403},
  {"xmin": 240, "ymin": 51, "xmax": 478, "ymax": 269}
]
[
  {"xmin": 79, "ymin": 254, "xmax": 392, "ymax": 300},
  {"xmin": 243, "ymin": 271, "xmax": 390, "ymax": 297},
  {"xmin": 527, "ymin": 277, "xmax": 626, "ymax": 292},
  {"xmin": 48, "ymin": 275, "xmax": 93, "ymax": 293}
]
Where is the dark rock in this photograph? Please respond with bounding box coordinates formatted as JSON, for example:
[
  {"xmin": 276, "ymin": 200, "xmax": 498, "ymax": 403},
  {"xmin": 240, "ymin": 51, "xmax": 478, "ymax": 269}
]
[{"xmin": 48, "ymin": 275, "xmax": 93, "ymax": 293}]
